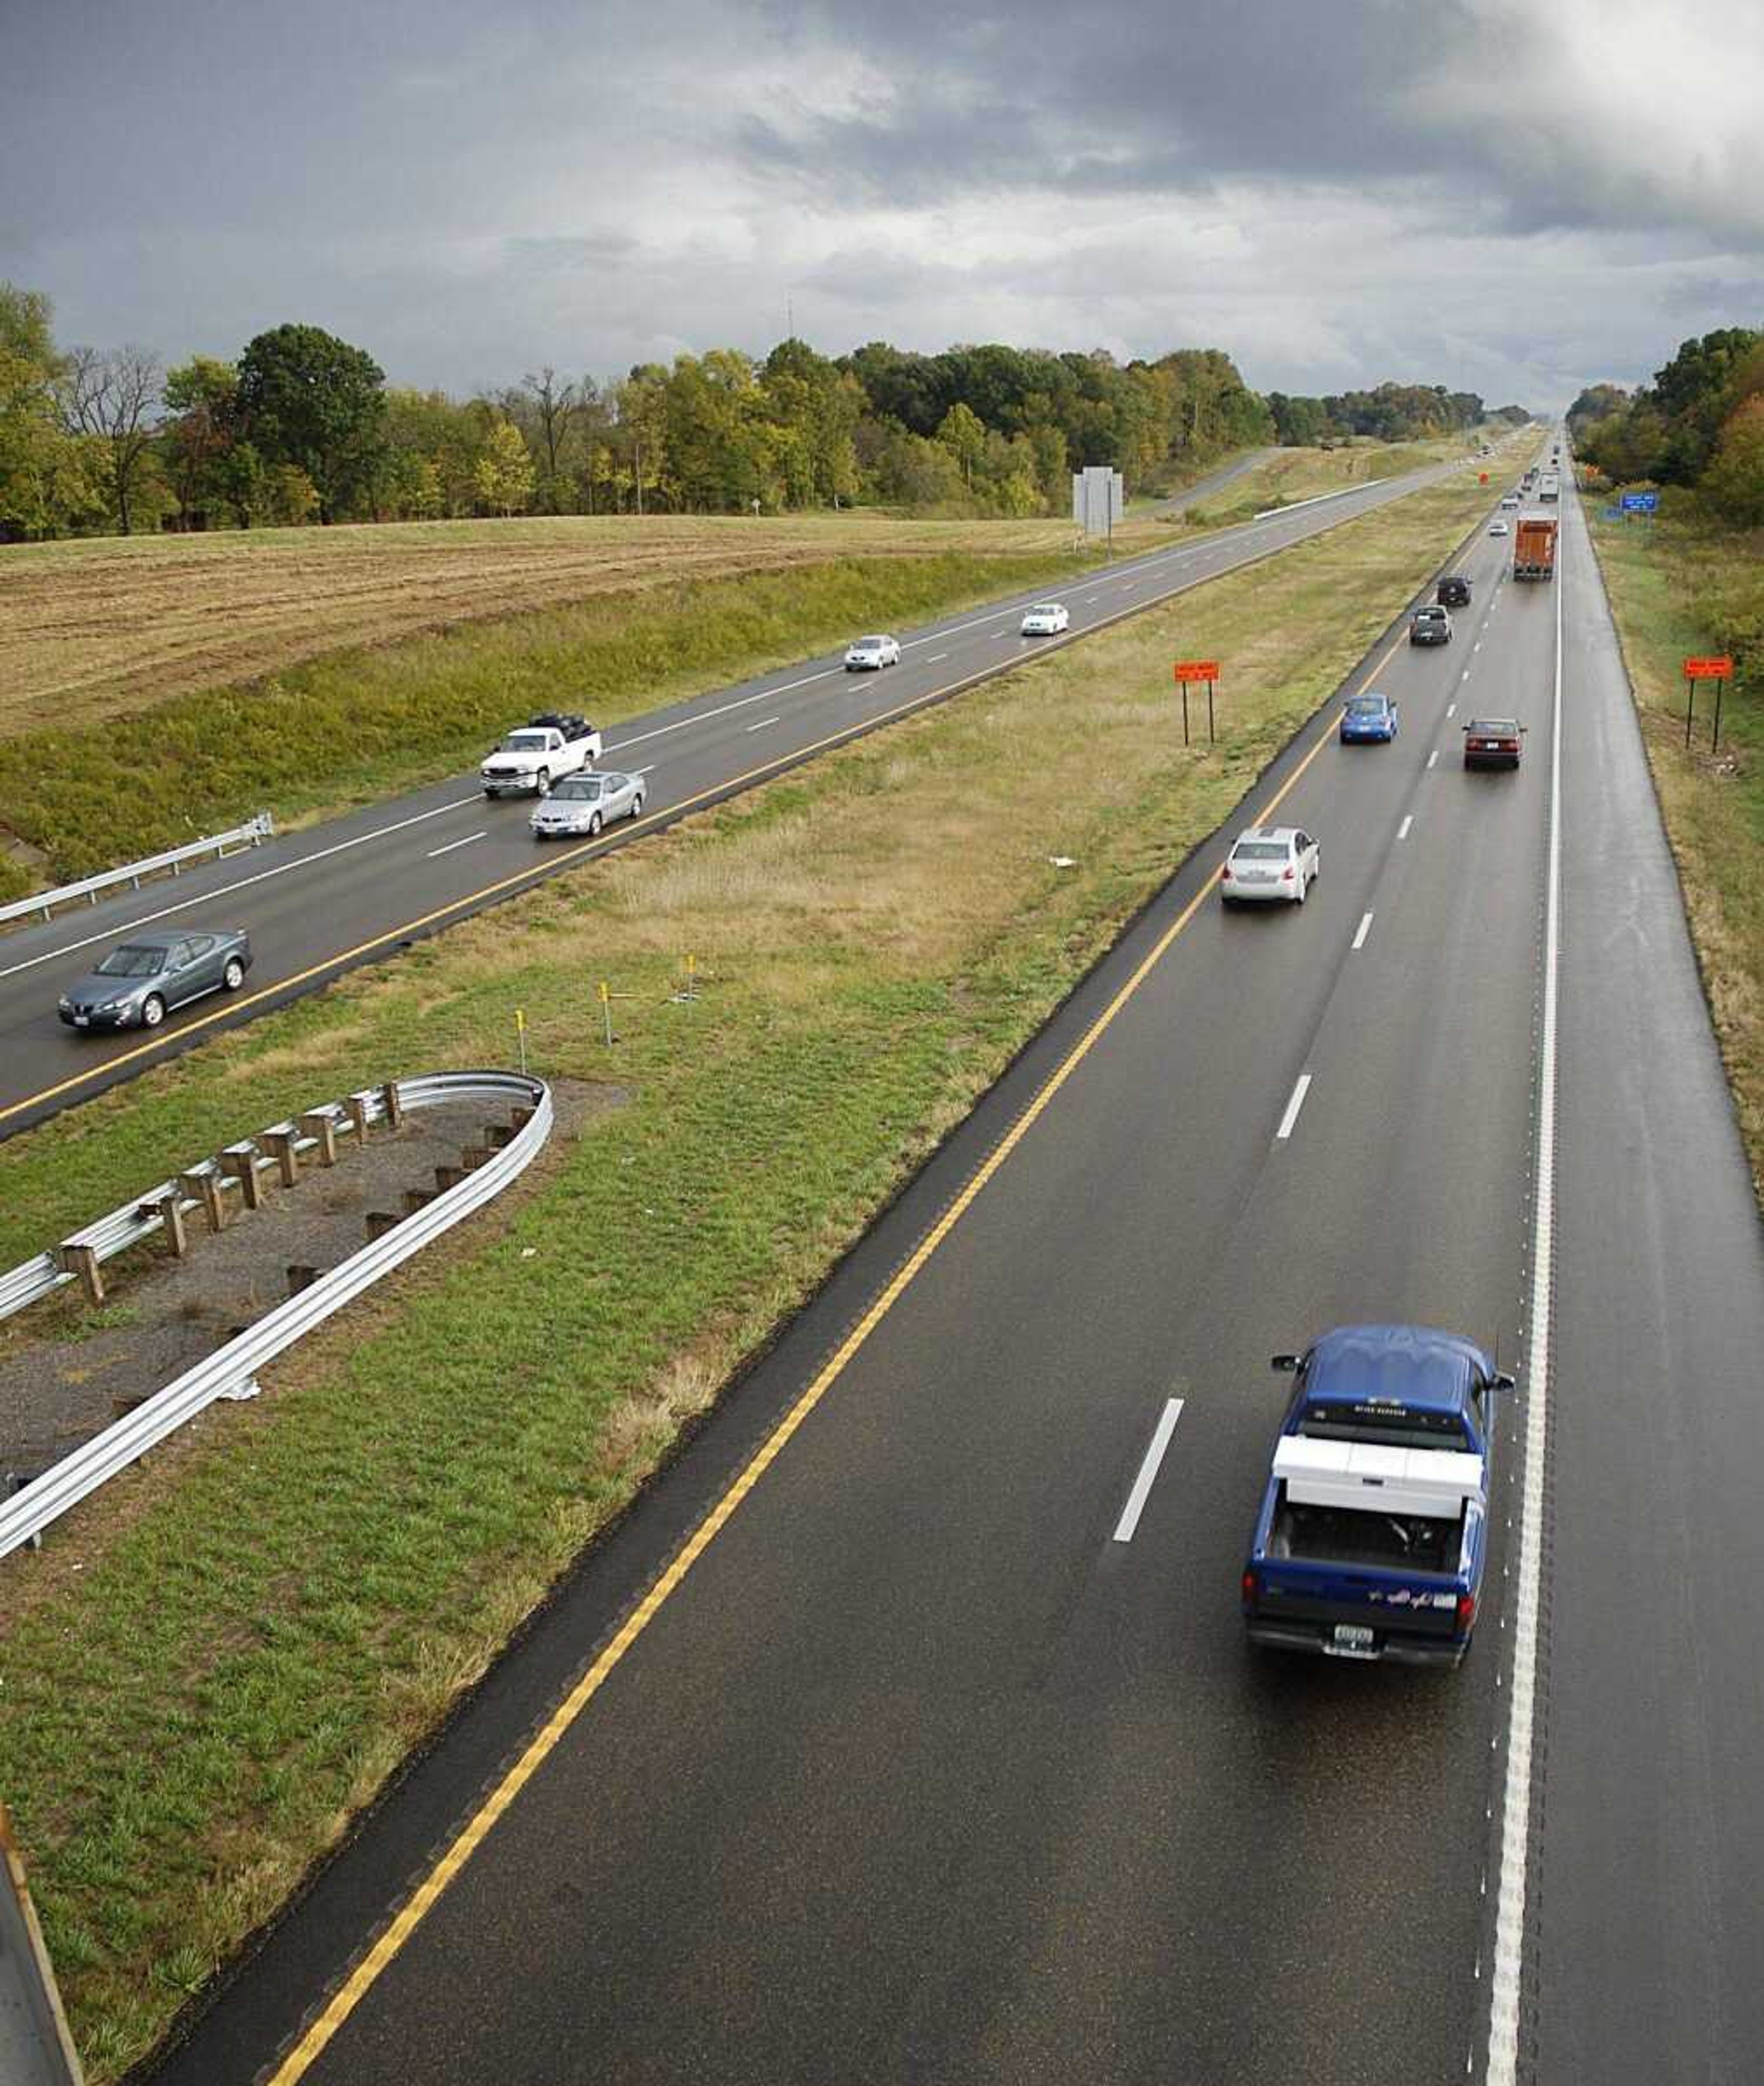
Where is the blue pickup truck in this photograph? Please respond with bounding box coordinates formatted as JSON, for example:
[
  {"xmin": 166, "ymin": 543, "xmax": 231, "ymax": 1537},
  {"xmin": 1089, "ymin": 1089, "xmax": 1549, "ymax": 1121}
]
[{"xmin": 1241, "ymin": 1324, "xmax": 1516, "ymax": 1668}]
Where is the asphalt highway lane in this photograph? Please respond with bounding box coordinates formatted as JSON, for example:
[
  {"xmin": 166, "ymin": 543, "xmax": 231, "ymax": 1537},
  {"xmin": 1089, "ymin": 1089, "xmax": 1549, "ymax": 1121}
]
[
  {"xmin": 0, "ymin": 450, "xmax": 1489, "ymax": 1139},
  {"xmin": 146, "ymin": 489, "xmax": 1573, "ymax": 2084},
  {"xmin": 1528, "ymin": 489, "xmax": 1764, "ymax": 2080}
]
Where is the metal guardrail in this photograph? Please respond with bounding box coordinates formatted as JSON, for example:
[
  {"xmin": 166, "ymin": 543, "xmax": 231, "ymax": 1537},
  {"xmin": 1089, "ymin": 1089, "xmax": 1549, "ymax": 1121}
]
[
  {"xmin": 0, "ymin": 1803, "xmax": 83, "ymax": 2086},
  {"xmin": 0, "ymin": 1096, "xmax": 383, "ymax": 1326},
  {"xmin": 0, "ymin": 1071, "xmax": 551, "ymax": 1561},
  {"xmin": 0, "ymin": 812, "xmax": 274, "ymax": 930}
]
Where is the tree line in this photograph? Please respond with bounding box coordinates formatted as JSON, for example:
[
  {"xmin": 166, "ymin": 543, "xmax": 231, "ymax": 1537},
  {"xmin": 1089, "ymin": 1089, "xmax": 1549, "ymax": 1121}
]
[
  {"xmin": 0, "ymin": 279, "xmax": 1512, "ymax": 539},
  {"xmin": 1567, "ymin": 326, "xmax": 1764, "ymax": 528}
]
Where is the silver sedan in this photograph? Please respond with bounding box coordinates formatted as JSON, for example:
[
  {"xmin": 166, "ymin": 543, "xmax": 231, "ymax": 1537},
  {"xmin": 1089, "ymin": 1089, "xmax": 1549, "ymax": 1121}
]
[{"xmin": 530, "ymin": 771, "xmax": 646, "ymax": 839}]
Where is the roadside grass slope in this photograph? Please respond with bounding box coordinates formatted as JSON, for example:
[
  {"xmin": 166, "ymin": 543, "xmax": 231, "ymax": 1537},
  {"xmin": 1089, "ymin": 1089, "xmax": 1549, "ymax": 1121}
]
[
  {"xmin": 0, "ymin": 471, "xmax": 1498, "ymax": 2080},
  {"xmin": 0, "ymin": 538, "xmax": 1099, "ymax": 902},
  {"xmin": 1584, "ymin": 503, "xmax": 1764, "ymax": 1197}
]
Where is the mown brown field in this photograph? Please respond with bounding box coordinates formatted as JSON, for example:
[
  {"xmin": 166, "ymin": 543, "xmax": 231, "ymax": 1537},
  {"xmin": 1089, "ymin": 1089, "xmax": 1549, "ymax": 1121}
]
[{"xmin": 0, "ymin": 512, "xmax": 1126, "ymax": 737}]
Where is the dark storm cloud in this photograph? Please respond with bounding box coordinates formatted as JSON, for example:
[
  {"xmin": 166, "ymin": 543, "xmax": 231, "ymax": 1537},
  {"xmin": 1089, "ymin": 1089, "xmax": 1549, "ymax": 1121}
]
[{"xmin": 2, "ymin": 0, "xmax": 1758, "ymax": 409}]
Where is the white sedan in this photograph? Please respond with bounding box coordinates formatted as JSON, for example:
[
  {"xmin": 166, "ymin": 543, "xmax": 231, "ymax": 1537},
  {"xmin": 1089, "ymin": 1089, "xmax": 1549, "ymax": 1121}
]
[
  {"xmin": 1488, "ymin": 518, "xmax": 1510, "ymax": 536},
  {"xmin": 1219, "ymin": 825, "xmax": 1319, "ymax": 907},
  {"xmin": 844, "ymin": 634, "xmax": 902, "ymax": 671},
  {"xmin": 1020, "ymin": 601, "xmax": 1070, "ymax": 636},
  {"xmin": 530, "ymin": 771, "xmax": 645, "ymax": 839}
]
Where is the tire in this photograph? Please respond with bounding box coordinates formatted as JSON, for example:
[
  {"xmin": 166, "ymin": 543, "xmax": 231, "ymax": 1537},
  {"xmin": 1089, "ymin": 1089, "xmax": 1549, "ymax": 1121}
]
[
  {"xmin": 141, "ymin": 994, "xmax": 165, "ymax": 1029},
  {"xmin": 535, "ymin": 771, "xmax": 552, "ymax": 798},
  {"xmin": 222, "ymin": 957, "xmax": 245, "ymax": 992},
  {"xmin": 483, "ymin": 785, "xmax": 498, "ymax": 798},
  {"xmin": 630, "ymin": 792, "xmax": 645, "ymax": 821},
  {"xmin": 1295, "ymin": 873, "xmax": 1307, "ymax": 905},
  {"xmin": 588, "ymin": 811, "xmax": 603, "ymax": 836}
]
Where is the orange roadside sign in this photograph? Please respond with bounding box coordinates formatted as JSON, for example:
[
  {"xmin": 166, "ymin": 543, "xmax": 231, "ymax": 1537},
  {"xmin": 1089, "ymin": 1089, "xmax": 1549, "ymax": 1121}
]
[
  {"xmin": 1173, "ymin": 660, "xmax": 1219, "ymax": 682},
  {"xmin": 1683, "ymin": 657, "xmax": 1733, "ymax": 679}
]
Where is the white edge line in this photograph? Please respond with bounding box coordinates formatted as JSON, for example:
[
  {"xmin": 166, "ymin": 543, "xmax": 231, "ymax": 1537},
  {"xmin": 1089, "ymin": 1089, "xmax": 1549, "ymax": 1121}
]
[
  {"xmin": 1428, "ymin": 749, "xmax": 1440, "ymax": 771},
  {"xmin": 744, "ymin": 716, "xmax": 781, "ymax": 733},
  {"xmin": 425, "ymin": 830, "xmax": 487, "ymax": 859},
  {"xmin": 1352, "ymin": 912, "xmax": 1374, "ymax": 951},
  {"xmin": 0, "ymin": 793, "xmax": 486, "ymax": 983},
  {"xmin": 1275, "ymin": 1072, "xmax": 1312, "ymax": 1141},
  {"xmin": 1112, "ymin": 1398, "xmax": 1185, "ymax": 1542},
  {"xmin": 1398, "ymin": 814, "xmax": 1414, "ymax": 840},
  {"xmin": 1447, "ymin": 703, "xmax": 1457, "ymax": 718},
  {"xmin": 1482, "ymin": 474, "xmax": 1562, "ymax": 2086}
]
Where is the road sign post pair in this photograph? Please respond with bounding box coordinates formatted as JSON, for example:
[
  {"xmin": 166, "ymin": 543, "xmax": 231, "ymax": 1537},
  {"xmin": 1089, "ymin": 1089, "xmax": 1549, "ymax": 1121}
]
[
  {"xmin": 1172, "ymin": 661, "xmax": 1220, "ymax": 745},
  {"xmin": 1683, "ymin": 657, "xmax": 1734, "ymax": 753}
]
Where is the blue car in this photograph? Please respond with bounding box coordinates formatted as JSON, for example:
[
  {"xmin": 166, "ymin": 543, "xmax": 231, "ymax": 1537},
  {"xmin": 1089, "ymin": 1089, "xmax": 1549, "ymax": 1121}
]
[{"xmin": 1340, "ymin": 692, "xmax": 1398, "ymax": 743}]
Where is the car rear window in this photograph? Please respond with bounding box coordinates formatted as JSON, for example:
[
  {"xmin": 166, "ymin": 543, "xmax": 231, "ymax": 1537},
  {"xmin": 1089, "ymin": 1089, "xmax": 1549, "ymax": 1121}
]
[
  {"xmin": 1233, "ymin": 841, "xmax": 1288, "ymax": 861},
  {"xmin": 1346, "ymin": 699, "xmax": 1384, "ymax": 715},
  {"xmin": 1299, "ymin": 1404, "xmax": 1473, "ymax": 1450}
]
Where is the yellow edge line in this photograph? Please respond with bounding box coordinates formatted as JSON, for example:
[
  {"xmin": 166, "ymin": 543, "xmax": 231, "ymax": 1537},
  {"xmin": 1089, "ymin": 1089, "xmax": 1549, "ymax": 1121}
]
[
  {"xmin": 265, "ymin": 630, "xmax": 1402, "ymax": 2082},
  {"xmin": 1, "ymin": 502, "xmax": 1422, "ymax": 1134}
]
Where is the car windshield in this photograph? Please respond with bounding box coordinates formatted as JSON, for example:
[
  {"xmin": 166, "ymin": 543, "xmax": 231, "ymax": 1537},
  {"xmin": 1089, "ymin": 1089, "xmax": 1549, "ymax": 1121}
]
[
  {"xmin": 552, "ymin": 777, "xmax": 603, "ymax": 799},
  {"xmin": 1233, "ymin": 841, "xmax": 1288, "ymax": 861},
  {"xmin": 1346, "ymin": 698, "xmax": 1384, "ymax": 716},
  {"xmin": 503, "ymin": 731, "xmax": 550, "ymax": 751},
  {"xmin": 95, "ymin": 945, "xmax": 165, "ymax": 978}
]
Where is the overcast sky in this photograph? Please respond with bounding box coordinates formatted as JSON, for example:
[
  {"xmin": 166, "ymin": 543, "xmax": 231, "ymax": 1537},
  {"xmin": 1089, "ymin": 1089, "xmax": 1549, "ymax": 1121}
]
[{"xmin": 4, "ymin": 0, "xmax": 1760, "ymax": 412}]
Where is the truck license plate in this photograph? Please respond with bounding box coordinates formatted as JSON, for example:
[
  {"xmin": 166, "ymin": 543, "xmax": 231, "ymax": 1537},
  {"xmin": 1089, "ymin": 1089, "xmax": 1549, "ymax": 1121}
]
[{"xmin": 1324, "ymin": 1624, "xmax": 1376, "ymax": 1659}]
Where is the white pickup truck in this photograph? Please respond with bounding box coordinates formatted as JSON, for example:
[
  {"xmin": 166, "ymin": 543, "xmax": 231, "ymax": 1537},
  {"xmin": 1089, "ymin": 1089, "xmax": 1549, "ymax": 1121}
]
[{"xmin": 480, "ymin": 712, "xmax": 603, "ymax": 798}]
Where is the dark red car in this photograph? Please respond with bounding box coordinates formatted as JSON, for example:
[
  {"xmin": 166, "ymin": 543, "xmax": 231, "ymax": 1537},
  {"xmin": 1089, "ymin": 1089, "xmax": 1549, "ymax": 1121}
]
[{"xmin": 1463, "ymin": 718, "xmax": 1527, "ymax": 770}]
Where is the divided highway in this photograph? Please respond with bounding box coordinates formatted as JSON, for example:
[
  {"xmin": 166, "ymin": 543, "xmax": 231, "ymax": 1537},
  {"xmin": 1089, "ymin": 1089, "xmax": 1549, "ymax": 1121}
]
[
  {"xmin": 0, "ymin": 451, "xmax": 1480, "ymax": 1138},
  {"xmin": 141, "ymin": 466, "xmax": 1764, "ymax": 2086}
]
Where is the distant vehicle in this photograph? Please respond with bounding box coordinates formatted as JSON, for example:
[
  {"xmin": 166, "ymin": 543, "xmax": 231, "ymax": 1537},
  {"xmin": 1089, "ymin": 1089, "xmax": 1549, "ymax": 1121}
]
[
  {"xmin": 844, "ymin": 634, "xmax": 902, "ymax": 671},
  {"xmin": 1340, "ymin": 693, "xmax": 1398, "ymax": 744},
  {"xmin": 1220, "ymin": 826, "xmax": 1319, "ymax": 906},
  {"xmin": 1019, "ymin": 602, "xmax": 1070, "ymax": 636},
  {"xmin": 530, "ymin": 771, "xmax": 645, "ymax": 839},
  {"xmin": 1241, "ymin": 1324, "xmax": 1516, "ymax": 1667},
  {"xmin": 1436, "ymin": 575, "xmax": 1472, "ymax": 607},
  {"xmin": 58, "ymin": 928, "xmax": 252, "ymax": 1032},
  {"xmin": 1499, "ymin": 493, "xmax": 1520, "ymax": 509},
  {"xmin": 1513, "ymin": 516, "xmax": 1558, "ymax": 580},
  {"xmin": 1410, "ymin": 605, "xmax": 1453, "ymax": 646},
  {"xmin": 1488, "ymin": 519, "xmax": 1510, "ymax": 537},
  {"xmin": 1538, "ymin": 472, "xmax": 1560, "ymax": 502},
  {"xmin": 1463, "ymin": 718, "xmax": 1527, "ymax": 770},
  {"xmin": 481, "ymin": 714, "xmax": 602, "ymax": 798}
]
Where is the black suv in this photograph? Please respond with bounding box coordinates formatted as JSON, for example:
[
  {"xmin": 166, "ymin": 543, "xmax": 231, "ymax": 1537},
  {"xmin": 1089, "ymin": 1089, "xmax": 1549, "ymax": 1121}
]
[{"xmin": 1436, "ymin": 575, "xmax": 1472, "ymax": 608}]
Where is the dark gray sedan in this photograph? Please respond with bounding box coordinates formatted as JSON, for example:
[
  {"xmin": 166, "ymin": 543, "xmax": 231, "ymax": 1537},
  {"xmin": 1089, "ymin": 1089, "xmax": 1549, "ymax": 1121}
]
[{"xmin": 58, "ymin": 927, "xmax": 253, "ymax": 1032}]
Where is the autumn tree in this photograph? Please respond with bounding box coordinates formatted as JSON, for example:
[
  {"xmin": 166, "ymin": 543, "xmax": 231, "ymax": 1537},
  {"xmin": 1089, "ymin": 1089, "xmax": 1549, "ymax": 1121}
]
[
  {"xmin": 474, "ymin": 417, "xmax": 536, "ymax": 515},
  {"xmin": 236, "ymin": 323, "xmax": 387, "ymax": 521}
]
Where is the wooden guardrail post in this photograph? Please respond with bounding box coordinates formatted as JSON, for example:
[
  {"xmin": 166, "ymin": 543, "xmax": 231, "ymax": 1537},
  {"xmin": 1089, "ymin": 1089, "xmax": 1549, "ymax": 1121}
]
[
  {"xmin": 382, "ymin": 1082, "xmax": 404, "ymax": 1130},
  {"xmin": 298, "ymin": 1111, "xmax": 339, "ymax": 1166},
  {"xmin": 57, "ymin": 1242, "xmax": 104, "ymax": 1307},
  {"xmin": 364, "ymin": 1211, "xmax": 401, "ymax": 1240},
  {"xmin": 220, "ymin": 1145, "xmax": 264, "ymax": 1212},
  {"xmin": 344, "ymin": 1095, "xmax": 371, "ymax": 1143},
  {"xmin": 153, "ymin": 1191, "xmax": 189, "ymax": 1258},
  {"xmin": 261, "ymin": 1128, "xmax": 300, "ymax": 1187},
  {"xmin": 286, "ymin": 1264, "xmax": 322, "ymax": 1296},
  {"xmin": 180, "ymin": 1168, "xmax": 228, "ymax": 1233}
]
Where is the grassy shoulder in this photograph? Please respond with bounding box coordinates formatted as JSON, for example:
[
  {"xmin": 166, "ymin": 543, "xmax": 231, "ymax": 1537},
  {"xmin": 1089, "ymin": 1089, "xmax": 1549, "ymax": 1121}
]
[
  {"xmin": 1583, "ymin": 502, "xmax": 1764, "ymax": 1196},
  {"xmin": 1181, "ymin": 431, "xmax": 1503, "ymax": 527},
  {"xmin": 0, "ymin": 541, "xmax": 1095, "ymax": 903},
  {"xmin": 0, "ymin": 470, "xmax": 1496, "ymax": 2080}
]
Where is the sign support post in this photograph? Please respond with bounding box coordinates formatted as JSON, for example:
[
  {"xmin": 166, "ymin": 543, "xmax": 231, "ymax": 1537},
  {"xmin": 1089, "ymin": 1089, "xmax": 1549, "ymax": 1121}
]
[
  {"xmin": 1683, "ymin": 657, "xmax": 1734, "ymax": 754},
  {"xmin": 1173, "ymin": 661, "xmax": 1221, "ymax": 746}
]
